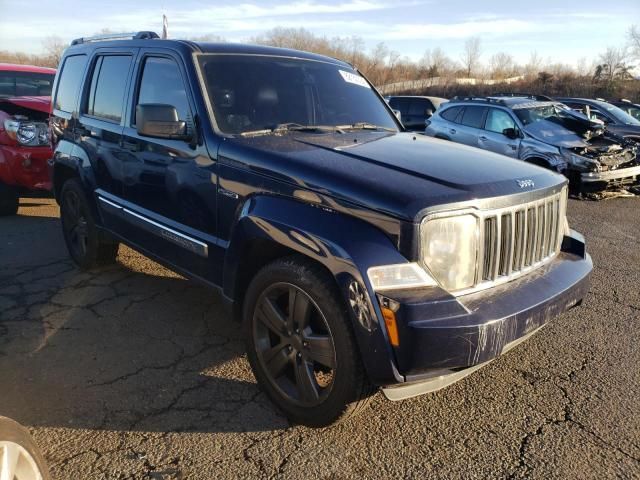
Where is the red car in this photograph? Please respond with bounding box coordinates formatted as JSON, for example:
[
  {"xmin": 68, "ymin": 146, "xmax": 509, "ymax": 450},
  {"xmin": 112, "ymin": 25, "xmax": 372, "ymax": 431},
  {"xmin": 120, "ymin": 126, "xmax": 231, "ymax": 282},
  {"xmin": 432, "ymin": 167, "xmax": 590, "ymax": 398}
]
[{"xmin": 0, "ymin": 63, "xmax": 56, "ymax": 215}]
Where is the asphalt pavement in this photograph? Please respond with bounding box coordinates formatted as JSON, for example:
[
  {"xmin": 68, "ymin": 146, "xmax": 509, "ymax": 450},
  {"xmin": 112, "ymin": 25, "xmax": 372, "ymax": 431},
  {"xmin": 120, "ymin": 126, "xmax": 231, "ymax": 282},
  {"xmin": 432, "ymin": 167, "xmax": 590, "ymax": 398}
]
[{"xmin": 0, "ymin": 197, "xmax": 638, "ymax": 479}]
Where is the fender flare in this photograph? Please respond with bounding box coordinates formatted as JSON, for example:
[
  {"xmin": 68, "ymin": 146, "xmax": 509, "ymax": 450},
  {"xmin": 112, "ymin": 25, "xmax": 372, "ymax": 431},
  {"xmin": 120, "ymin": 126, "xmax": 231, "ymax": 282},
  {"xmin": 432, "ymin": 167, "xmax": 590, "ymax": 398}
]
[{"xmin": 224, "ymin": 194, "xmax": 407, "ymax": 385}]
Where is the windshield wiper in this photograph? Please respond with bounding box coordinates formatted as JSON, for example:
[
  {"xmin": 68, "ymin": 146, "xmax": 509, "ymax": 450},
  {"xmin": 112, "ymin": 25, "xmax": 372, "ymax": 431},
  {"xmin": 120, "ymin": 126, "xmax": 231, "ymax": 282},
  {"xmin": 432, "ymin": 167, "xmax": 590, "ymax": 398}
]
[
  {"xmin": 337, "ymin": 122, "xmax": 396, "ymax": 132},
  {"xmin": 240, "ymin": 123, "xmax": 343, "ymax": 137}
]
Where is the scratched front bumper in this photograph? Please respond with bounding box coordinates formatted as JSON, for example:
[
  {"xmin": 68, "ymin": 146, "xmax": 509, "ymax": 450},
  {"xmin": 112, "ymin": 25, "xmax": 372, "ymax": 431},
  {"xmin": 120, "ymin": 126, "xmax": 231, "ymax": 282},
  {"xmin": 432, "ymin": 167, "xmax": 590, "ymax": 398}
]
[{"xmin": 381, "ymin": 230, "xmax": 592, "ymax": 384}]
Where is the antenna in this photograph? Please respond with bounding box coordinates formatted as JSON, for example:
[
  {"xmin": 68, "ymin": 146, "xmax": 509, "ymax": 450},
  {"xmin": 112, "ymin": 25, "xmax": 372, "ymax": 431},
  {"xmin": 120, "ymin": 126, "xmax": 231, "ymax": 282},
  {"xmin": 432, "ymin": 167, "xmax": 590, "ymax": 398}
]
[{"xmin": 162, "ymin": 14, "xmax": 168, "ymax": 39}]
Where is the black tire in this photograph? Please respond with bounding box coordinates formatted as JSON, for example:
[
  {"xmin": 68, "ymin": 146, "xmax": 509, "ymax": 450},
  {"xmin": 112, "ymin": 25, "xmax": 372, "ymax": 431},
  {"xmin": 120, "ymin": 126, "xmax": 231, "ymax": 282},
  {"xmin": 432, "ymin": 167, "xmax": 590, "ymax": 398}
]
[
  {"xmin": 0, "ymin": 181, "xmax": 19, "ymax": 216},
  {"xmin": 0, "ymin": 416, "xmax": 51, "ymax": 480},
  {"xmin": 60, "ymin": 178, "xmax": 119, "ymax": 269},
  {"xmin": 243, "ymin": 256, "xmax": 375, "ymax": 427}
]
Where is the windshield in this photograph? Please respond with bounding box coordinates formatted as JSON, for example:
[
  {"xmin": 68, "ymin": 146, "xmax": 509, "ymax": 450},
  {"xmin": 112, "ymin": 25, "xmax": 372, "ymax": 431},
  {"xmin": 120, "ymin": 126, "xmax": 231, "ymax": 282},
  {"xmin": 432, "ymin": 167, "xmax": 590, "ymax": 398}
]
[
  {"xmin": 197, "ymin": 54, "xmax": 398, "ymax": 135},
  {"xmin": 592, "ymin": 100, "xmax": 640, "ymax": 125},
  {"xmin": 515, "ymin": 103, "xmax": 582, "ymax": 126},
  {"xmin": 0, "ymin": 71, "xmax": 55, "ymax": 98}
]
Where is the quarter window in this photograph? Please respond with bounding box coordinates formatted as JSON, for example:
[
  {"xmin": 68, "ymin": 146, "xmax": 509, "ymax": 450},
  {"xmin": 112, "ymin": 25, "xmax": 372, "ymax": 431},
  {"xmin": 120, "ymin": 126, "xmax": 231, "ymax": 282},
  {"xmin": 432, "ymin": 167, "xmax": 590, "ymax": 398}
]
[
  {"xmin": 440, "ymin": 106, "xmax": 461, "ymax": 122},
  {"xmin": 460, "ymin": 106, "xmax": 487, "ymax": 129},
  {"xmin": 85, "ymin": 55, "xmax": 132, "ymax": 123},
  {"xmin": 485, "ymin": 108, "xmax": 516, "ymax": 133},
  {"xmin": 135, "ymin": 57, "xmax": 190, "ymax": 124},
  {"xmin": 54, "ymin": 55, "xmax": 87, "ymax": 113}
]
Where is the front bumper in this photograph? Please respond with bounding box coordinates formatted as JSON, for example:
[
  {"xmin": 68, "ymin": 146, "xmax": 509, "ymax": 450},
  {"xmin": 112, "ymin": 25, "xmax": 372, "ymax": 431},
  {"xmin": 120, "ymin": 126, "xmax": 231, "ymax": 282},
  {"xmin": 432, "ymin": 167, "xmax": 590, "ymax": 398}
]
[
  {"xmin": 580, "ymin": 164, "xmax": 640, "ymax": 183},
  {"xmin": 0, "ymin": 144, "xmax": 53, "ymax": 191},
  {"xmin": 379, "ymin": 230, "xmax": 591, "ymax": 399}
]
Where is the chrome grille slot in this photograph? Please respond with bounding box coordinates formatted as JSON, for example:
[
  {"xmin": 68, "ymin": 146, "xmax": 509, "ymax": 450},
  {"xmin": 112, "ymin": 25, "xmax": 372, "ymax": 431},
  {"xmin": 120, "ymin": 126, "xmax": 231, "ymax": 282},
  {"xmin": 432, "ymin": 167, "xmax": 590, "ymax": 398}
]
[{"xmin": 469, "ymin": 188, "xmax": 567, "ymax": 294}]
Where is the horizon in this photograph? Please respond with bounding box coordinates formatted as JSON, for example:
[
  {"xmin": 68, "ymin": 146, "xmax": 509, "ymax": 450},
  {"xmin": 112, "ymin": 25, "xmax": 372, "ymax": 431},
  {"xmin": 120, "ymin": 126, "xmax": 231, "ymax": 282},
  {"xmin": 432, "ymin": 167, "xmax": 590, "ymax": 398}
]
[{"xmin": 1, "ymin": 0, "xmax": 638, "ymax": 68}]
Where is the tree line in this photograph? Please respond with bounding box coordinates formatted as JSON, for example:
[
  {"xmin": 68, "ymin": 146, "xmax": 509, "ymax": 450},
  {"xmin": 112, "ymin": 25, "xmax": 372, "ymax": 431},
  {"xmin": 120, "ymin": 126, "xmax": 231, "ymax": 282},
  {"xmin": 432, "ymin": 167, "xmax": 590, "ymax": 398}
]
[{"xmin": 2, "ymin": 26, "xmax": 638, "ymax": 99}]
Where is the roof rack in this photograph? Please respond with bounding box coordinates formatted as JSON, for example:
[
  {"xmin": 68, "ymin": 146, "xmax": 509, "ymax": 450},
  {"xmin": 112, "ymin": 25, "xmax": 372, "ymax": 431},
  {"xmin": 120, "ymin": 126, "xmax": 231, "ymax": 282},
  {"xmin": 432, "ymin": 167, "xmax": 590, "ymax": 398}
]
[
  {"xmin": 70, "ymin": 31, "xmax": 160, "ymax": 46},
  {"xmin": 492, "ymin": 92, "xmax": 553, "ymax": 101},
  {"xmin": 449, "ymin": 96, "xmax": 507, "ymax": 106},
  {"xmin": 619, "ymin": 98, "xmax": 632, "ymax": 103}
]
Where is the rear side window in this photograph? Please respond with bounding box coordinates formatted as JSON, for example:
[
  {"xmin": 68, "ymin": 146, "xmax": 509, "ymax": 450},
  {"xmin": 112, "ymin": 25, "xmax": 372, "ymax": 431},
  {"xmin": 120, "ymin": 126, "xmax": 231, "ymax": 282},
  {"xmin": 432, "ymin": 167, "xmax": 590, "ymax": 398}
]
[
  {"xmin": 389, "ymin": 97, "xmax": 410, "ymax": 114},
  {"xmin": 460, "ymin": 106, "xmax": 487, "ymax": 129},
  {"xmin": 135, "ymin": 57, "xmax": 190, "ymax": 124},
  {"xmin": 408, "ymin": 98, "xmax": 432, "ymax": 116},
  {"xmin": 85, "ymin": 55, "xmax": 132, "ymax": 123},
  {"xmin": 440, "ymin": 106, "xmax": 461, "ymax": 122},
  {"xmin": 54, "ymin": 55, "xmax": 87, "ymax": 113},
  {"xmin": 485, "ymin": 108, "xmax": 516, "ymax": 133}
]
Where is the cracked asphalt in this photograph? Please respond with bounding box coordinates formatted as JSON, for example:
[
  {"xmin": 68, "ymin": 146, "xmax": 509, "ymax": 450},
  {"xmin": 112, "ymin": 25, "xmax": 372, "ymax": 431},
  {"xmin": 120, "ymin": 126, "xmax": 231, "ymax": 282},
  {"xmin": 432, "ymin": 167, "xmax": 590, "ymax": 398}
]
[{"xmin": 0, "ymin": 197, "xmax": 639, "ymax": 479}]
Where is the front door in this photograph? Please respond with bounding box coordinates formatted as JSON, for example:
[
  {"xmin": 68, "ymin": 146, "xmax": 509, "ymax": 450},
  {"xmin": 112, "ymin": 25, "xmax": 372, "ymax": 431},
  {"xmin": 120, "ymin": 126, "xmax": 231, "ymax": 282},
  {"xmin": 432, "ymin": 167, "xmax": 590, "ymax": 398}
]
[
  {"xmin": 119, "ymin": 51, "xmax": 220, "ymax": 282},
  {"xmin": 478, "ymin": 108, "xmax": 520, "ymax": 158}
]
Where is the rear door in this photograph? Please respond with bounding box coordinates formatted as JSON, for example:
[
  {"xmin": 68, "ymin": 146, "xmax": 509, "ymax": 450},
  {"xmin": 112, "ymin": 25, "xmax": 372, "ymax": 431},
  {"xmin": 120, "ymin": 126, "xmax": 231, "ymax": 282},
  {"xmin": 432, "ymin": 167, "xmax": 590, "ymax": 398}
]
[
  {"xmin": 478, "ymin": 107, "xmax": 520, "ymax": 158},
  {"xmin": 404, "ymin": 98, "xmax": 434, "ymax": 131},
  {"xmin": 455, "ymin": 106, "xmax": 487, "ymax": 147},
  {"xmin": 78, "ymin": 48, "xmax": 137, "ymax": 231}
]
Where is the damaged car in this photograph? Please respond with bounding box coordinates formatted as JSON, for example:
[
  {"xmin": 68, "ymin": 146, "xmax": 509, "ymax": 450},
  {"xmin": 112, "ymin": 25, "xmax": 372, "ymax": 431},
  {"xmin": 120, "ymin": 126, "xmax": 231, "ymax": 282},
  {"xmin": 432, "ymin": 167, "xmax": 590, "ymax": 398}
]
[
  {"xmin": 0, "ymin": 63, "xmax": 56, "ymax": 215},
  {"xmin": 424, "ymin": 96, "xmax": 639, "ymax": 197}
]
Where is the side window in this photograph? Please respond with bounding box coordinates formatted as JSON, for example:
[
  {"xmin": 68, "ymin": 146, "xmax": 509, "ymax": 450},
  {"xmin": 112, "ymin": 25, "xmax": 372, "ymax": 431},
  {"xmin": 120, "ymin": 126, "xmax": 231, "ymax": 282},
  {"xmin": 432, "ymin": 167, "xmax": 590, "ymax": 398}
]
[
  {"xmin": 54, "ymin": 55, "xmax": 88, "ymax": 113},
  {"xmin": 588, "ymin": 108, "xmax": 609, "ymax": 123},
  {"xmin": 389, "ymin": 97, "xmax": 410, "ymax": 115},
  {"xmin": 485, "ymin": 108, "xmax": 516, "ymax": 133},
  {"xmin": 440, "ymin": 106, "xmax": 461, "ymax": 122},
  {"xmin": 85, "ymin": 55, "xmax": 132, "ymax": 123},
  {"xmin": 460, "ymin": 106, "xmax": 487, "ymax": 129},
  {"xmin": 135, "ymin": 57, "xmax": 191, "ymax": 124},
  {"xmin": 408, "ymin": 99, "xmax": 431, "ymax": 116}
]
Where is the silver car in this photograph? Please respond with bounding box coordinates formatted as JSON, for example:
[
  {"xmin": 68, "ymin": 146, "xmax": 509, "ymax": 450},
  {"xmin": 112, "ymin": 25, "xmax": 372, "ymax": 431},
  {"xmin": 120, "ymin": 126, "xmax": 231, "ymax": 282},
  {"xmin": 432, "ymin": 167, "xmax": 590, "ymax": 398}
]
[{"xmin": 424, "ymin": 96, "xmax": 639, "ymax": 194}]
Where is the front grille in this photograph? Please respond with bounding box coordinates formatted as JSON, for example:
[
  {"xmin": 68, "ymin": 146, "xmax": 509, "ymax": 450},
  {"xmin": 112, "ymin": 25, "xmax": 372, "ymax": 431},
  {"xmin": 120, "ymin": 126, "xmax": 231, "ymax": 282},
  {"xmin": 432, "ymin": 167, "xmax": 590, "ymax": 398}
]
[{"xmin": 478, "ymin": 189, "xmax": 567, "ymax": 287}]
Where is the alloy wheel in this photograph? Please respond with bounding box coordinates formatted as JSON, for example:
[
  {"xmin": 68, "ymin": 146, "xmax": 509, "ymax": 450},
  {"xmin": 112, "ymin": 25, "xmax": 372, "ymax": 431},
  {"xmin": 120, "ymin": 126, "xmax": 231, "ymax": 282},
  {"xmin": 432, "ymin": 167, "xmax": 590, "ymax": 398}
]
[
  {"xmin": 61, "ymin": 189, "xmax": 88, "ymax": 259},
  {"xmin": 253, "ymin": 283, "xmax": 337, "ymax": 407},
  {"xmin": 0, "ymin": 441, "xmax": 43, "ymax": 480}
]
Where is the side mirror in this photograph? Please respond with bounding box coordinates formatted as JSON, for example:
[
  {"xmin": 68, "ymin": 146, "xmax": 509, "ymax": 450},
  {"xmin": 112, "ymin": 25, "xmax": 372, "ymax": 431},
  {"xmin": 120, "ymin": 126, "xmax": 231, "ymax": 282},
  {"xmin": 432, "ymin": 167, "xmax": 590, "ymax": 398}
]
[
  {"xmin": 424, "ymin": 108, "xmax": 433, "ymax": 119},
  {"xmin": 136, "ymin": 104, "xmax": 189, "ymax": 140},
  {"xmin": 392, "ymin": 109, "xmax": 402, "ymax": 121},
  {"xmin": 503, "ymin": 127, "xmax": 519, "ymax": 139}
]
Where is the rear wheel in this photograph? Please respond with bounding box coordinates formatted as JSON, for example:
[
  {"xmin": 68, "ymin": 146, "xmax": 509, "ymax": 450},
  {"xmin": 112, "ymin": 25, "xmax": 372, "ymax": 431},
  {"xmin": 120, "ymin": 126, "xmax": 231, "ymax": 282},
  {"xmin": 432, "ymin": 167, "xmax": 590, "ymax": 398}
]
[
  {"xmin": 60, "ymin": 178, "xmax": 119, "ymax": 269},
  {"xmin": 0, "ymin": 181, "xmax": 19, "ymax": 216},
  {"xmin": 243, "ymin": 257, "xmax": 374, "ymax": 427}
]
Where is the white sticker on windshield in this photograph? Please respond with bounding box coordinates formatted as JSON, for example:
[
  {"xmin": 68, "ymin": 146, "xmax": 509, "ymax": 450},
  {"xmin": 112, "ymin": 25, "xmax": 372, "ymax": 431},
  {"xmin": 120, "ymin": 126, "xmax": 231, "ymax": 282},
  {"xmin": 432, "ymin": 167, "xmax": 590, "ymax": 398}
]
[{"xmin": 339, "ymin": 70, "xmax": 370, "ymax": 89}]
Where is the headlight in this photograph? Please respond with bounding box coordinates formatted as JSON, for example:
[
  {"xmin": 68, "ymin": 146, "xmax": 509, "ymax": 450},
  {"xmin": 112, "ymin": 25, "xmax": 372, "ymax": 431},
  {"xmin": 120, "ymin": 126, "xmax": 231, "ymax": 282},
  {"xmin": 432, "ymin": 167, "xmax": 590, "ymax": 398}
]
[
  {"xmin": 420, "ymin": 214, "xmax": 478, "ymax": 291},
  {"xmin": 367, "ymin": 263, "xmax": 437, "ymax": 291},
  {"xmin": 3, "ymin": 119, "xmax": 49, "ymax": 146},
  {"xmin": 561, "ymin": 148, "xmax": 600, "ymax": 172}
]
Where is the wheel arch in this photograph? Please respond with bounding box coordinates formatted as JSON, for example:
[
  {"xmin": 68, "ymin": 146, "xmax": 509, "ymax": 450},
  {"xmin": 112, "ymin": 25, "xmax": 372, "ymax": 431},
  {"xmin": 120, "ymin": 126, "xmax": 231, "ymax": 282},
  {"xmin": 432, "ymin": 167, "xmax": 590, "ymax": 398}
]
[{"xmin": 224, "ymin": 194, "xmax": 406, "ymax": 385}]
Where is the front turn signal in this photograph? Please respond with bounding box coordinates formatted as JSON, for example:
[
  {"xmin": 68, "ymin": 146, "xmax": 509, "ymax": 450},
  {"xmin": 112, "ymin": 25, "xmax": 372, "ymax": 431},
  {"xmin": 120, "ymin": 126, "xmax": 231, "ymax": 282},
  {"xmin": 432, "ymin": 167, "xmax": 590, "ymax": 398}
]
[{"xmin": 381, "ymin": 306, "xmax": 400, "ymax": 347}]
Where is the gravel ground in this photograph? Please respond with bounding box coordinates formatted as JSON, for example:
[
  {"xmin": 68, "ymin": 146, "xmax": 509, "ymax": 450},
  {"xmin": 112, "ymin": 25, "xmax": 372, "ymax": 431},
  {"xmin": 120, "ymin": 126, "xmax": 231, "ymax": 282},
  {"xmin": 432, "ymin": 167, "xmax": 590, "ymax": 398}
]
[{"xmin": 0, "ymin": 197, "xmax": 638, "ymax": 480}]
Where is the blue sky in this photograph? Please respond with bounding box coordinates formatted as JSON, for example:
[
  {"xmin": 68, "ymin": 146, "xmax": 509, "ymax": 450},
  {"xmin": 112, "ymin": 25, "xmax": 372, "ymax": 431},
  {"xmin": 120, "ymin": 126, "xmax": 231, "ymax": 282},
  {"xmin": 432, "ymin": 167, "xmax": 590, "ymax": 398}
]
[{"xmin": 1, "ymin": 0, "xmax": 638, "ymax": 66}]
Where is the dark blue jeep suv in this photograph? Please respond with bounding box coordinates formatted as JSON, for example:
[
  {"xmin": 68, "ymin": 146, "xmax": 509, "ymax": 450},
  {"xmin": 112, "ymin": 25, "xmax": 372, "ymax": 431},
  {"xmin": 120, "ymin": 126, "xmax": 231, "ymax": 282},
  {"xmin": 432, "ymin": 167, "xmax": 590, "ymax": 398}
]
[{"xmin": 50, "ymin": 32, "xmax": 592, "ymax": 426}]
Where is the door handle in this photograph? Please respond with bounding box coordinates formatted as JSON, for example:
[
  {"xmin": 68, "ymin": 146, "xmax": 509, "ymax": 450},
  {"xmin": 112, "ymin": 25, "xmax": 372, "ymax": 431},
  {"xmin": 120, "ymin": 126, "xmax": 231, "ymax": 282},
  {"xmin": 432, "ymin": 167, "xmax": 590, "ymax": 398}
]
[
  {"xmin": 121, "ymin": 140, "xmax": 139, "ymax": 152},
  {"xmin": 509, "ymin": 144, "xmax": 517, "ymax": 150},
  {"xmin": 449, "ymin": 128, "xmax": 456, "ymax": 134},
  {"xmin": 479, "ymin": 136, "xmax": 488, "ymax": 141}
]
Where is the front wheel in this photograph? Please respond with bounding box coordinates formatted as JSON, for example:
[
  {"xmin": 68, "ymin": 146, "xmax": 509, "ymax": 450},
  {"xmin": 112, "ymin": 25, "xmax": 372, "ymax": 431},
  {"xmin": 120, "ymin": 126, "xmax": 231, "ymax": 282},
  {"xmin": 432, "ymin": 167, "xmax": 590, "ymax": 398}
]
[
  {"xmin": 0, "ymin": 416, "xmax": 51, "ymax": 480},
  {"xmin": 60, "ymin": 178, "xmax": 119, "ymax": 269},
  {"xmin": 0, "ymin": 181, "xmax": 19, "ymax": 216},
  {"xmin": 243, "ymin": 257, "xmax": 374, "ymax": 427}
]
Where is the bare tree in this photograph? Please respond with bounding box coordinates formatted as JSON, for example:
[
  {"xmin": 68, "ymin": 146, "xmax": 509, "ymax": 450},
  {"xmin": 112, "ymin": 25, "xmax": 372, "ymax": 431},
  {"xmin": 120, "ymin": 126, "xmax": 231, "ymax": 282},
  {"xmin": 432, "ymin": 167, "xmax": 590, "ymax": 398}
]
[
  {"xmin": 594, "ymin": 46, "xmax": 633, "ymax": 83},
  {"xmin": 523, "ymin": 51, "xmax": 543, "ymax": 78},
  {"xmin": 628, "ymin": 24, "xmax": 640, "ymax": 60},
  {"xmin": 42, "ymin": 35, "xmax": 66, "ymax": 67},
  {"xmin": 489, "ymin": 52, "xmax": 517, "ymax": 79},
  {"xmin": 460, "ymin": 36, "xmax": 482, "ymax": 78}
]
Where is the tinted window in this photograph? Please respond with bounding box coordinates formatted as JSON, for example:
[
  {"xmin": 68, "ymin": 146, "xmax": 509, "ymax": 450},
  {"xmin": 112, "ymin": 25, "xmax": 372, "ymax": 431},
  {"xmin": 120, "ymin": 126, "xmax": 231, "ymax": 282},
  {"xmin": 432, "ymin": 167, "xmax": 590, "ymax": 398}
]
[
  {"xmin": 136, "ymin": 57, "xmax": 190, "ymax": 123},
  {"xmin": 54, "ymin": 55, "xmax": 87, "ymax": 112},
  {"xmin": 199, "ymin": 54, "xmax": 398, "ymax": 134},
  {"xmin": 460, "ymin": 106, "xmax": 486, "ymax": 129},
  {"xmin": 408, "ymin": 99, "xmax": 432, "ymax": 116},
  {"xmin": 440, "ymin": 105, "xmax": 461, "ymax": 122},
  {"xmin": 389, "ymin": 97, "xmax": 410, "ymax": 114},
  {"xmin": 86, "ymin": 55, "xmax": 132, "ymax": 122},
  {"xmin": 485, "ymin": 108, "xmax": 516, "ymax": 133},
  {"xmin": 0, "ymin": 71, "xmax": 55, "ymax": 98}
]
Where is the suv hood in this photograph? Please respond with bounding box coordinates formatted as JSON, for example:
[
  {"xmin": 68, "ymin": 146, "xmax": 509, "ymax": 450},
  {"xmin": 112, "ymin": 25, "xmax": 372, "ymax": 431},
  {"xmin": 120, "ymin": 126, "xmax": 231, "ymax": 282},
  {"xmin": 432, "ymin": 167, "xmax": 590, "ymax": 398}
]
[
  {"xmin": 220, "ymin": 132, "xmax": 565, "ymax": 221},
  {"xmin": 523, "ymin": 109, "xmax": 604, "ymax": 148},
  {"xmin": 0, "ymin": 96, "xmax": 52, "ymax": 114}
]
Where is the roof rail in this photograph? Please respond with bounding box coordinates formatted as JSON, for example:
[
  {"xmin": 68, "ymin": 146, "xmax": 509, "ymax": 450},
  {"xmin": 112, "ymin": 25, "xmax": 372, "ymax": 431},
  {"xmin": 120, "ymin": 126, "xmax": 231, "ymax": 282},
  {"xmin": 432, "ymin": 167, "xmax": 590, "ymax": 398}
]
[
  {"xmin": 70, "ymin": 31, "xmax": 160, "ymax": 46},
  {"xmin": 492, "ymin": 92, "xmax": 553, "ymax": 101},
  {"xmin": 449, "ymin": 96, "xmax": 507, "ymax": 106}
]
